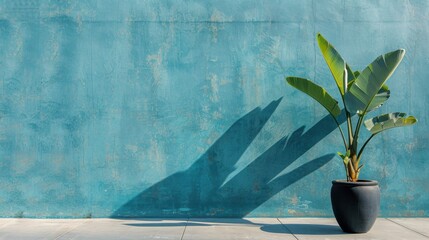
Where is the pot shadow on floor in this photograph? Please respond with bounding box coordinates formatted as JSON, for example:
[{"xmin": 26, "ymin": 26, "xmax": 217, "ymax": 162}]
[
  {"xmin": 111, "ymin": 98, "xmax": 346, "ymax": 218},
  {"xmin": 261, "ymin": 223, "xmax": 343, "ymax": 235}
]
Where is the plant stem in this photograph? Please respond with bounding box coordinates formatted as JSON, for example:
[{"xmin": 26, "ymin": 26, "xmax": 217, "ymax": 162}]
[
  {"xmin": 353, "ymin": 115, "xmax": 365, "ymax": 149},
  {"xmin": 346, "ymin": 111, "xmax": 353, "ymax": 147},
  {"xmin": 333, "ymin": 117, "xmax": 348, "ymax": 149},
  {"xmin": 357, "ymin": 133, "xmax": 377, "ymax": 160}
]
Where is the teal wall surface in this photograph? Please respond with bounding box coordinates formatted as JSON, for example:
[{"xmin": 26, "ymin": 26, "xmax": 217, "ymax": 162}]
[{"xmin": 0, "ymin": 0, "xmax": 428, "ymax": 218}]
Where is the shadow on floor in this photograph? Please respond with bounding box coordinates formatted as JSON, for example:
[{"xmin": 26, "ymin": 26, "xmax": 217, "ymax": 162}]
[
  {"xmin": 122, "ymin": 219, "xmax": 345, "ymax": 236},
  {"xmin": 125, "ymin": 222, "xmax": 209, "ymax": 227},
  {"xmin": 123, "ymin": 218, "xmax": 268, "ymax": 227},
  {"xmin": 112, "ymin": 99, "xmax": 346, "ymax": 217},
  {"xmin": 261, "ymin": 223, "xmax": 343, "ymax": 235},
  {"xmin": 122, "ymin": 218, "xmax": 277, "ymax": 229}
]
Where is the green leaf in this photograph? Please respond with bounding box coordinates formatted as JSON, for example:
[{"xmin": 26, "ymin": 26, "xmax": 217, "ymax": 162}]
[
  {"xmin": 357, "ymin": 164, "xmax": 364, "ymax": 173},
  {"xmin": 347, "ymin": 71, "xmax": 359, "ymax": 88},
  {"xmin": 337, "ymin": 150, "xmax": 350, "ymax": 160},
  {"xmin": 347, "ymin": 81, "xmax": 389, "ymax": 113},
  {"xmin": 347, "ymin": 65, "xmax": 356, "ymax": 81},
  {"xmin": 364, "ymin": 112, "xmax": 417, "ymax": 134},
  {"xmin": 317, "ymin": 33, "xmax": 355, "ymax": 96},
  {"xmin": 367, "ymin": 84, "xmax": 390, "ymax": 112},
  {"xmin": 354, "ymin": 71, "xmax": 360, "ymax": 78},
  {"xmin": 337, "ymin": 152, "xmax": 346, "ymax": 159},
  {"xmin": 286, "ymin": 77, "xmax": 341, "ymax": 117},
  {"xmin": 344, "ymin": 49, "xmax": 405, "ymax": 115},
  {"xmin": 343, "ymin": 156, "xmax": 350, "ymax": 166}
]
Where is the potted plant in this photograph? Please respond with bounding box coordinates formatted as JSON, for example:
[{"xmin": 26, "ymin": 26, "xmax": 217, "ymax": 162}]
[{"xmin": 286, "ymin": 33, "xmax": 417, "ymax": 233}]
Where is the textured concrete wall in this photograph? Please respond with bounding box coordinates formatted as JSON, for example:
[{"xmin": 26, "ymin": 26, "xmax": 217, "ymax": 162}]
[{"xmin": 0, "ymin": 0, "xmax": 427, "ymax": 218}]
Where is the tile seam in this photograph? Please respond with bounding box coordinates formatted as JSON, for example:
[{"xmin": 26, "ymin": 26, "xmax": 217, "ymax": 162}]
[
  {"xmin": 386, "ymin": 218, "xmax": 429, "ymax": 239},
  {"xmin": 0, "ymin": 219, "xmax": 13, "ymax": 230},
  {"xmin": 54, "ymin": 219, "xmax": 90, "ymax": 240},
  {"xmin": 277, "ymin": 218, "xmax": 299, "ymax": 240},
  {"xmin": 180, "ymin": 218, "xmax": 189, "ymax": 240}
]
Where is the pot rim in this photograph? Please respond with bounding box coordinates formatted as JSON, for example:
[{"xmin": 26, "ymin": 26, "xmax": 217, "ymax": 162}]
[{"xmin": 332, "ymin": 179, "xmax": 378, "ymax": 186}]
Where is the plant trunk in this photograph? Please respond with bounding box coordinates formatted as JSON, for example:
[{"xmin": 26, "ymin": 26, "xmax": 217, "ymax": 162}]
[{"xmin": 347, "ymin": 152, "xmax": 359, "ymax": 182}]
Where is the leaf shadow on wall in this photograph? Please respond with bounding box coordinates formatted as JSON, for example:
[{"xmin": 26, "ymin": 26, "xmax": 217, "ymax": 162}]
[{"xmin": 111, "ymin": 98, "xmax": 345, "ymax": 217}]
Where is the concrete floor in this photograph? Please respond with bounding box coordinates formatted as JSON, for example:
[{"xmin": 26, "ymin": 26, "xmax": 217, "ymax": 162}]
[{"xmin": 0, "ymin": 218, "xmax": 427, "ymax": 240}]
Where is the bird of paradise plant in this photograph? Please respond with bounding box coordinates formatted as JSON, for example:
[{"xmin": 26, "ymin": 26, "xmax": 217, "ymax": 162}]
[{"xmin": 286, "ymin": 33, "xmax": 417, "ymax": 182}]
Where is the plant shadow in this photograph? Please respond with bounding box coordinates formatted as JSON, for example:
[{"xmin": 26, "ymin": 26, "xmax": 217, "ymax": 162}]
[
  {"xmin": 111, "ymin": 99, "xmax": 346, "ymax": 218},
  {"xmin": 125, "ymin": 222, "xmax": 209, "ymax": 227}
]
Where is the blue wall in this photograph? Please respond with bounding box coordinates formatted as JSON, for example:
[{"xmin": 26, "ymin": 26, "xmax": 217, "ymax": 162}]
[{"xmin": 0, "ymin": 0, "xmax": 427, "ymax": 218}]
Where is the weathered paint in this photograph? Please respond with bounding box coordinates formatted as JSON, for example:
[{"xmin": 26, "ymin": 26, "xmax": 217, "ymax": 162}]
[{"xmin": 0, "ymin": 0, "xmax": 427, "ymax": 218}]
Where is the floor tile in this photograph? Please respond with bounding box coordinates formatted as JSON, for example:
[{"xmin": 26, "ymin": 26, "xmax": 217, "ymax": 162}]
[
  {"xmin": 0, "ymin": 219, "xmax": 11, "ymax": 228},
  {"xmin": 183, "ymin": 218, "xmax": 295, "ymax": 240},
  {"xmin": 388, "ymin": 218, "xmax": 429, "ymax": 238},
  {"xmin": 0, "ymin": 218, "xmax": 427, "ymax": 240},
  {"xmin": 278, "ymin": 218, "xmax": 429, "ymax": 240},
  {"xmin": 57, "ymin": 218, "xmax": 186, "ymax": 240},
  {"xmin": 0, "ymin": 219, "xmax": 85, "ymax": 240}
]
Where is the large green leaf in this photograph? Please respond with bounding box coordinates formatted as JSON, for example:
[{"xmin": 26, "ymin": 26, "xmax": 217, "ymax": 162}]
[
  {"xmin": 367, "ymin": 84, "xmax": 390, "ymax": 112},
  {"xmin": 286, "ymin": 77, "xmax": 341, "ymax": 117},
  {"xmin": 346, "ymin": 76, "xmax": 390, "ymax": 113},
  {"xmin": 364, "ymin": 112, "xmax": 417, "ymax": 134},
  {"xmin": 344, "ymin": 49, "xmax": 405, "ymax": 115},
  {"xmin": 317, "ymin": 33, "xmax": 355, "ymax": 95}
]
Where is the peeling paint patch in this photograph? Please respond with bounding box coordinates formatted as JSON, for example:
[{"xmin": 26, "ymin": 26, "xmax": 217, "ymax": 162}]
[
  {"xmin": 147, "ymin": 49, "xmax": 166, "ymax": 88},
  {"xmin": 208, "ymin": 9, "xmax": 230, "ymax": 42},
  {"xmin": 208, "ymin": 73, "xmax": 219, "ymax": 103},
  {"xmin": 148, "ymin": 138, "xmax": 167, "ymax": 176},
  {"xmin": 125, "ymin": 144, "xmax": 138, "ymax": 153},
  {"xmin": 286, "ymin": 195, "xmax": 312, "ymax": 210},
  {"xmin": 11, "ymin": 153, "xmax": 36, "ymax": 175}
]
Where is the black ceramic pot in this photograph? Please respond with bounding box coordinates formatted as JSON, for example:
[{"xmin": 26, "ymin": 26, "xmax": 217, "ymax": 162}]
[{"xmin": 331, "ymin": 180, "xmax": 380, "ymax": 233}]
